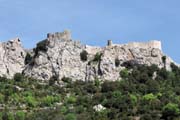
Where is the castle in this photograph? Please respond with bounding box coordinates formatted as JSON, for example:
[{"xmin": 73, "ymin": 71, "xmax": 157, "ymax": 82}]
[
  {"xmin": 45, "ymin": 31, "xmax": 162, "ymax": 57},
  {"xmin": 0, "ymin": 30, "xmax": 176, "ymax": 81},
  {"xmin": 47, "ymin": 30, "xmax": 71, "ymax": 41}
]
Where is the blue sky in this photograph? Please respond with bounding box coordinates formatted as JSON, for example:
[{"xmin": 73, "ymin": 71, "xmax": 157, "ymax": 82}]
[{"xmin": 0, "ymin": 0, "xmax": 179, "ymax": 63}]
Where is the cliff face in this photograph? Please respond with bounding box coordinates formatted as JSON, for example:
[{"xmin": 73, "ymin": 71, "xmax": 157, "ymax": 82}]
[
  {"xmin": 23, "ymin": 30, "xmax": 87, "ymax": 81},
  {"xmin": 0, "ymin": 30, "xmax": 176, "ymax": 81},
  {"xmin": 0, "ymin": 38, "xmax": 26, "ymax": 78}
]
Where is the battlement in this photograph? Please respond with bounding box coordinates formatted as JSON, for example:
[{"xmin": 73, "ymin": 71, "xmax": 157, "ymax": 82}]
[{"xmin": 47, "ymin": 30, "xmax": 71, "ymax": 40}]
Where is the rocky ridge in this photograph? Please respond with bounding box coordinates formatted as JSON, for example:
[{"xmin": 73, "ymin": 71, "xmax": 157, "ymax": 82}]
[{"xmin": 0, "ymin": 30, "xmax": 177, "ymax": 81}]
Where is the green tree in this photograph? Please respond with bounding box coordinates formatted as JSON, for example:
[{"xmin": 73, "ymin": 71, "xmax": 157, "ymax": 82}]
[
  {"xmin": 25, "ymin": 96, "xmax": 37, "ymax": 108},
  {"xmin": 120, "ymin": 68, "xmax": 129, "ymax": 79},
  {"xmin": 162, "ymin": 103, "xmax": 180, "ymax": 119},
  {"xmin": 162, "ymin": 56, "xmax": 167, "ymax": 69},
  {"xmin": 93, "ymin": 52, "xmax": 102, "ymax": 62},
  {"xmin": 41, "ymin": 95, "xmax": 60, "ymax": 106},
  {"xmin": 0, "ymin": 94, "xmax": 4, "ymax": 103},
  {"xmin": 146, "ymin": 80, "xmax": 160, "ymax": 94},
  {"xmin": 67, "ymin": 95, "xmax": 77, "ymax": 104},
  {"xmin": 101, "ymin": 81, "xmax": 119, "ymax": 92},
  {"xmin": 16, "ymin": 111, "xmax": 25, "ymax": 120},
  {"xmin": 80, "ymin": 50, "xmax": 88, "ymax": 62},
  {"xmin": 140, "ymin": 114, "xmax": 153, "ymax": 120},
  {"xmin": 14, "ymin": 73, "xmax": 23, "ymax": 82},
  {"xmin": 143, "ymin": 93, "xmax": 157, "ymax": 101},
  {"xmin": 65, "ymin": 113, "xmax": 76, "ymax": 120},
  {"xmin": 35, "ymin": 40, "xmax": 47, "ymax": 55},
  {"xmin": 129, "ymin": 94, "xmax": 138, "ymax": 106},
  {"xmin": 24, "ymin": 53, "xmax": 32, "ymax": 65},
  {"xmin": 8, "ymin": 112, "xmax": 14, "ymax": 120}
]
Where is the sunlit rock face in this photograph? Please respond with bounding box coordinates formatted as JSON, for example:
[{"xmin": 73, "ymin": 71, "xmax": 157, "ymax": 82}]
[
  {"xmin": 23, "ymin": 30, "xmax": 87, "ymax": 81},
  {"xmin": 0, "ymin": 38, "xmax": 26, "ymax": 78},
  {"xmin": 0, "ymin": 30, "xmax": 176, "ymax": 81},
  {"xmin": 23, "ymin": 30, "xmax": 174, "ymax": 81}
]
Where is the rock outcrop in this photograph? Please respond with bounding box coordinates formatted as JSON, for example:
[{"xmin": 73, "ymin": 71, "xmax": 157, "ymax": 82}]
[
  {"xmin": 23, "ymin": 30, "xmax": 175, "ymax": 81},
  {"xmin": 0, "ymin": 38, "xmax": 26, "ymax": 78},
  {"xmin": 0, "ymin": 30, "xmax": 177, "ymax": 81},
  {"xmin": 23, "ymin": 30, "xmax": 87, "ymax": 81}
]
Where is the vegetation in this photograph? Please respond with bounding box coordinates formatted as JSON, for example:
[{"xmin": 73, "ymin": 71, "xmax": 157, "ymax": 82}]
[
  {"xmin": 162, "ymin": 56, "xmax": 167, "ymax": 69},
  {"xmin": 93, "ymin": 52, "xmax": 102, "ymax": 62},
  {"xmin": 24, "ymin": 52, "xmax": 32, "ymax": 65},
  {"xmin": 34, "ymin": 40, "xmax": 48, "ymax": 56},
  {"xmin": 80, "ymin": 50, "xmax": 88, "ymax": 62},
  {"xmin": 0, "ymin": 63, "xmax": 180, "ymax": 119}
]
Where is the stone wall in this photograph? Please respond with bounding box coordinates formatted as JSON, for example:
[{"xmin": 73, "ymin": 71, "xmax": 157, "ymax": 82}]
[
  {"xmin": 113, "ymin": 40, "xmax": 162, "ymax": 50},
  {"xmin": 47, "ymin": 30, "xmax": 71, "ymax": 41}
]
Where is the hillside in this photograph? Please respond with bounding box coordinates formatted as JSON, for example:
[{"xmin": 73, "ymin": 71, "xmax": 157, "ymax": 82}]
[
  {"xmin": 0, "ymin": 63, "xmax": 179, "ymax": 119},
  {"xmin": 0, "ymin": 30, "xmax": 180, "ymax": 120}
]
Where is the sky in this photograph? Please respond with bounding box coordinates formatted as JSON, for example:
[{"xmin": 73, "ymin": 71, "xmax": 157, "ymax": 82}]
[{"xmin": 0, "ymin": 0, "xmax": 179, "ymax": 63}]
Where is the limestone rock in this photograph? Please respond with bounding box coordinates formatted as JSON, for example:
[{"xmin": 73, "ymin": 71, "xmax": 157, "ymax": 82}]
[
  {"xmin": 23, "ymin": 31, "xmax": 87, "ymax": 81},
  {"xmin": 23, "ymin": 31, "xmax": 175, "ymax": 81},
  {"xmin": 93, "ymin": 104, "xmax": 106, "ymax": 112},
  {"xmin": 0, "ymin": 38, "xmax": 26, "ymax": 78},
  {"xmin": 0, "ymin": 30, "xmax": 177, "ymax": 82}
]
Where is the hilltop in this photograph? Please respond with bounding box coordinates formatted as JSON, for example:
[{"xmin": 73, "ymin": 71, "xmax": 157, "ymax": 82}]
[{"xmin": 0, "ymin": 30, "xmax": 177, "ymax": 81}]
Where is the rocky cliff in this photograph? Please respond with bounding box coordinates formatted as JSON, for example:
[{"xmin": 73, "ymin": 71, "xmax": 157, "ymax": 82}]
[
  {"xmin": 0, "ymin": 38, "xmax": 26, "ymax": 78},
  {"xmin": 0, "ymin": 30, "xmax": 177, "ymax": 81}
]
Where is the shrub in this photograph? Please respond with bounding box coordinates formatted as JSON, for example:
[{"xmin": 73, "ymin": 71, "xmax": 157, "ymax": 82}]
[
  {"xmin": 94, "ymin": 78, "xmax": 101, "ymax": 87},
  {"xmin": 162, "ymin": 56, "xmax": 167, "ymax": 68},
  {"xmin": 16, "ymin": 111, "xmax": 25, "ymax": 120},
  {"xmin": 101, "ymin": 81, "xmax": 119, "ymax": 92},
  {"xmin": 49, "ymin": 75, "xmax": 59, "ymax": 86},
  {"xmin": 80, "ymin": 50, "xmax": 88, "ymax": 61},
  {"xmin": 93, "ymin": 52, "xmax": 102, "ymax": 62},
  {"xmin": 25, "ymin": 96, "xmax": 37, "ymax": 108},
  {"xmin": 140, "ymin": 114, "xmax": 153, "ymax": 120},
  {"xmin": 146, "ymin": 80, "xmax": 160, "ymax": 94},
  {"xmin": 7, "ymin": 112, "xmax": 14, "ymax": 120},
  {"xmin": 0, "ymin": 112, "xmax": 2, "ymax": 120},
  {"xmin": 162, "ymin": 103, "xmax": 180, "ymax": 119},
  {"xmin": 67, "ymin": 95, "xmax": 77, "ymax": 104},
  {"xmin": 162, "ymin": 56, "xmax": 166, "ymax": 64},
  {"xmin": 112, "ymin": 91, "xmax": 122, "ymax": 98},
  {"xmin": 143, "ymin": 93, "xmax": 157, "ymax": 101},
  {"xmin": 120, "ymin": 69, "xmax": 129, "ymax": 78},
  {"xmin": 14, "ymin": 73, "xmax": 24, "ymax": 82},
  {"xmin": 60, "ymin": 106, "xmax": 68, "ymax": 114},
  {"xmin": 0, "ymin": 76, "xmax": 8, "ymax": 82},
  {"xmin": 65, "ymin": 113, "xmax": 76, "ymax": 120},
  {"xmin": 0, "ymin": 94, "xmax": 4, "ymax": 103},
  {"xmin": 35, "ymin": 40, "xmax": 47, "ymax": 55},
  {"xmin": 129, "ymin": 94, "xmax": 137, "ymax": 105},
  {"xmin": 121, "ymin": 60, "xmax": 139, "ymax": 69},
  {"xmin": 24, "ymin": 53, "xmax": 32, "ymax": 65},
  {"xmin": 174, "ymin": 87, "xmax": 180, "ymax": 95},
  {"xmin": 84, "ymin": 83, "xmax": 98, "ymax": 94},
  {"xmin": 41, "ymin": 95, "xmax": 60, "ymax": 106},
  {"xmin": 62, "ymin": 77, "xmax": 72, "ymax": 83},
  {"xmin": 2, "ymin": 112, "xmax": 8, "ymax": 120}
]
